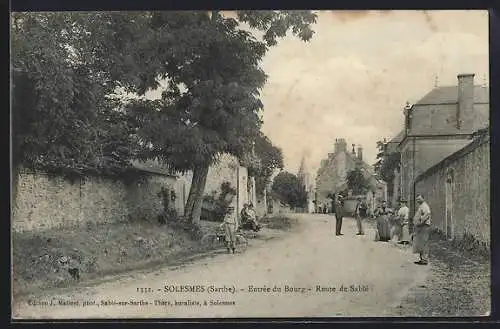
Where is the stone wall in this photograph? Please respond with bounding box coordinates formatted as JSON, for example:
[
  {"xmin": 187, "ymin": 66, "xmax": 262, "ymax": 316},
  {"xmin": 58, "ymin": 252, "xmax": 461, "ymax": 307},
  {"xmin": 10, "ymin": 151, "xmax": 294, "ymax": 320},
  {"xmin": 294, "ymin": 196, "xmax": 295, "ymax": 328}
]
[
  {"xmin": 13, "ymin": 154, "xmax": 256, "ymax": 232},
  {"xmin": 414, "ymin": 137, "xmax": 490, "ymax": 247},
  {"xmin": 188, "ymin": 153, "xmax": 255, "ymax": 217},
  {"xmin": 12, "ymin": 170, "xmax": 180, "ymax": 233},
  {"xmin": 400, "ymin": 136, "xmax": 472, "ymax": 214}
]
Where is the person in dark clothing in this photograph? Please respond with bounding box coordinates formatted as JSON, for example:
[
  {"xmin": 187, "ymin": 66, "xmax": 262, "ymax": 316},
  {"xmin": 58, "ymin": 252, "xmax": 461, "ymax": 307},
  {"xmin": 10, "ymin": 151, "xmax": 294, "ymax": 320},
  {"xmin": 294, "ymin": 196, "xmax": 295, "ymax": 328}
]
[
  {"xmin": 375, "ymin": 200, "xmax": 393, "ymax": 242},
  {"xmin": 334, "ymin": 195, "xmax": 345, "ymax": 236}
]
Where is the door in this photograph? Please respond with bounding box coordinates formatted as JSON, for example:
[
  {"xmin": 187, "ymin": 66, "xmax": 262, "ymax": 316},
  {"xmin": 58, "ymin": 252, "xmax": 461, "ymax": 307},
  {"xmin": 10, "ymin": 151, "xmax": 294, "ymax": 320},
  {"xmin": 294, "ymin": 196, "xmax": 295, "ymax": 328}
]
[{"xmin": 445, "ymin": 170, "xmax": 454, "ymax": 240}]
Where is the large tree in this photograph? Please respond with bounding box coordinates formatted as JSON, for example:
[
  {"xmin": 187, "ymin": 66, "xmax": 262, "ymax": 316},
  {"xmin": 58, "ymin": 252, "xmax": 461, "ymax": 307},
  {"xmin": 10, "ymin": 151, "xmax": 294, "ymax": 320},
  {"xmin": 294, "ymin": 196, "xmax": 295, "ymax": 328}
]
[
  {"xmin": 271, "ymin": 171, "xmax": 308, "ymax": 209},
  {"xmin": 124, "ymin": 11, "xmax": 317, "ymax": 226},
  {"xmin": 11, "ymin": 11, "xmax": 317, "ymax": 228},
  {"xmin": 11, "ymin": 12, "xmax": 150, "ymax": 175}
]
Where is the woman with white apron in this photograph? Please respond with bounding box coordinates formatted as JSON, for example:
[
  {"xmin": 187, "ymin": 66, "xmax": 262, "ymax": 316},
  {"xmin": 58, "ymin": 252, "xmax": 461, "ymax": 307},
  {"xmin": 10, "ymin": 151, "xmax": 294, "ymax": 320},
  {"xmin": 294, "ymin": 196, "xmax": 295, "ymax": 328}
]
[{"xmin": 396, "ymin": 199, "xmax": 411, "ymax": 244}]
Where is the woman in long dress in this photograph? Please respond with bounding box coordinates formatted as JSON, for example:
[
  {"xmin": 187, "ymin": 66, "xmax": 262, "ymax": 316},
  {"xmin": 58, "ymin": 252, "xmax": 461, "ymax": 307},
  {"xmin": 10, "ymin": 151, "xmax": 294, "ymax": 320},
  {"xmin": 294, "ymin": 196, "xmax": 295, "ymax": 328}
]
[{"xmin": 374, "ymin": 201, "xmax": 393, "ymax": 242}]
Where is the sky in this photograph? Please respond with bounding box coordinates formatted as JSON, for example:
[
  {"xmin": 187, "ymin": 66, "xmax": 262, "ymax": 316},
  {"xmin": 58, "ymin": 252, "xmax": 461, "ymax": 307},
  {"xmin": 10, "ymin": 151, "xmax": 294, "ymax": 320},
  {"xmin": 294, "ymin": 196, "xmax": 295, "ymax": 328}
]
[{"xmin": 257, "ymin": 10, "xmax": 489, "ymax": 178}]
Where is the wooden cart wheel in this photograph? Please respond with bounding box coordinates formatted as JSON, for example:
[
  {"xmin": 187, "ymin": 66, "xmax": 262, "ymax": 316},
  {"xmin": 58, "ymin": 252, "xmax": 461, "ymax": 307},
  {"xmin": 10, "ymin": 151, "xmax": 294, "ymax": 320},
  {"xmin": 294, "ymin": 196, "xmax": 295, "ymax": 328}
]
[{"xmin": 201, "ymin": 233, "xmax": 220, "ymax": 250}]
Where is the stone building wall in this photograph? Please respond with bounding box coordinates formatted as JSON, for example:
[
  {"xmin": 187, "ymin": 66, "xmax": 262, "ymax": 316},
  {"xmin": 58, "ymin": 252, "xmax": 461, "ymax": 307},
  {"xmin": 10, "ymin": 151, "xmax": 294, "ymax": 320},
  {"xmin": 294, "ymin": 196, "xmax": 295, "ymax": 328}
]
[{"xmin": 414, "ymin": 137, "xmax": 490, "ymax": 247}]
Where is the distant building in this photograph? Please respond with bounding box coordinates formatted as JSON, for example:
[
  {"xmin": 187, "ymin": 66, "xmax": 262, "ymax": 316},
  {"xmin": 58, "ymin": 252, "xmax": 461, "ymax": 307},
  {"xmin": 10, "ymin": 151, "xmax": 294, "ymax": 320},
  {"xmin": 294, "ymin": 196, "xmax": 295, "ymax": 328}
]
[
  {"xmin": 395, "ymin": 73, "xmax": 489, "ymax": 214},
  {"xmin": 316, "ymin": 138, "xmax": 386, "ymax": 214}
]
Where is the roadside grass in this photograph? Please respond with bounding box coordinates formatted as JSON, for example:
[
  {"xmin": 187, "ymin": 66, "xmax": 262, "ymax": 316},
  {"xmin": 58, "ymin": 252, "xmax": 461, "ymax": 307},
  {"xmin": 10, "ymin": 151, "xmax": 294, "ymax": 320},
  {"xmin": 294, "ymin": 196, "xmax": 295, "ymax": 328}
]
[
  {"xmin": 362, "ymin": 218, "xmax": 491, "ymax": 316},
  {"xmin": 12, "ymin": 219, "xmax": 219, "ymax": 298},
  {"xmin": 12, "ymin": 215, "xmax": 298, "ymax": 298},
  {"xmin": 393, "ymin": 236, "xmax": 490, "ymax": 316},
  {"xmin": 259, "ymin": 215, "xmax": 299, "ymax": 231},
  {"xmin": 395, "ymin": 228, "xmax": 491, "ymax": 316}
]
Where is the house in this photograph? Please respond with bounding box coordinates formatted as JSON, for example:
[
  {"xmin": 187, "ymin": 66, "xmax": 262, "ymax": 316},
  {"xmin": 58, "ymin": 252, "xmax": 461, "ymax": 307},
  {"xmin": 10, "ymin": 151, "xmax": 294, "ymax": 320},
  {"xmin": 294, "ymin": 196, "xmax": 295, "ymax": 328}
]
[
  {"xmin": 396, "ymin": 73, "xmax": 489, "ymax": 215},
  {"xmin": 297, "ymin": 156, "xmax": 315, "ymax": 213},
  {"xmin": 315, "ymin": 138, "xmax": 387, "ymax": 214}
]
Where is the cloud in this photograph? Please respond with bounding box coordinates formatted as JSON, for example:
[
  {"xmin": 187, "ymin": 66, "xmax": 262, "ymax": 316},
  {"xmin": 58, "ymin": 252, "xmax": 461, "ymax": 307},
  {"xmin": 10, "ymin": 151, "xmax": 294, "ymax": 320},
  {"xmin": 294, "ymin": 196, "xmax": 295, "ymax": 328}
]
[{"xmin": 259, "ymin": 10, "xmax": 488, "ymax": 174}]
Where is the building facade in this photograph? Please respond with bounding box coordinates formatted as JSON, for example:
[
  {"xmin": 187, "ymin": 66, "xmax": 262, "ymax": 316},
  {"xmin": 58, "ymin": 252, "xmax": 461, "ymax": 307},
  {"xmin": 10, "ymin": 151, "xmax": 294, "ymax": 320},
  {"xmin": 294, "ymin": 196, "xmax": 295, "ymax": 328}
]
[{"xmin": 397, "ymin": 73, "xmax": 489, "ymax": 214}]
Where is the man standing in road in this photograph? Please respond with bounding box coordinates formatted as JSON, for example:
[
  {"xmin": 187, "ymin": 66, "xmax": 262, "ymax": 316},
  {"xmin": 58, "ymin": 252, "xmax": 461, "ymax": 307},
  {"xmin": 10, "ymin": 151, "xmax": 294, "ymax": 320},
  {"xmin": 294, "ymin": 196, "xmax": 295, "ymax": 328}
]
[
  {"xmin": 412, "ymin": 194, "xmax": 432, "ymax": 265},
  {"xmin": 354, "ymin": 197, "xmax": 367, "ymax": 235},
  {"xmin": 334, "ymin": 194, "xmax": 345, "ymax": 236}
]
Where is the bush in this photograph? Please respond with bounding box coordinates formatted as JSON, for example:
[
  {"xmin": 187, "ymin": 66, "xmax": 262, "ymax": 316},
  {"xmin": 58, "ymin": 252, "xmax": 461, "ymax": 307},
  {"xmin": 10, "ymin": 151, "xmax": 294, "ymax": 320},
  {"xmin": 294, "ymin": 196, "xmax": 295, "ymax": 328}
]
[
  {"xmin": 201, "ymin": 182, "xmax": 236, "ymax": 222},
  {"xmin": 157, "ymin": 186, "xmax": 178, "ymax": 225}
]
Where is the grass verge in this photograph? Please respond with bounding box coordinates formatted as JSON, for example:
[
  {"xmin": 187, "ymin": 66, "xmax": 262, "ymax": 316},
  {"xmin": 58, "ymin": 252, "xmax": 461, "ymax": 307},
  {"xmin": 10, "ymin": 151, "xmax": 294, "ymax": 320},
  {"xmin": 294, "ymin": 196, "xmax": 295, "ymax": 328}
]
[
  {"xmin": 12, "ymin": 215, "xmax": 298, "ymax": 298},
  {"xmin": 12, "ymin": 219, "xmax": 219, "ymax": 298}
]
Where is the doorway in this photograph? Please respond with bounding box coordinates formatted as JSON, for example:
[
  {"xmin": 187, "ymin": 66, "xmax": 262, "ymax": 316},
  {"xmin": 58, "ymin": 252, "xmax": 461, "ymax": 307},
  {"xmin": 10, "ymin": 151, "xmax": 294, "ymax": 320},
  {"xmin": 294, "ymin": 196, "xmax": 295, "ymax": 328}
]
[{"xmin": 445, "ymin": 169, "xmax": 454, "ymax": 240}]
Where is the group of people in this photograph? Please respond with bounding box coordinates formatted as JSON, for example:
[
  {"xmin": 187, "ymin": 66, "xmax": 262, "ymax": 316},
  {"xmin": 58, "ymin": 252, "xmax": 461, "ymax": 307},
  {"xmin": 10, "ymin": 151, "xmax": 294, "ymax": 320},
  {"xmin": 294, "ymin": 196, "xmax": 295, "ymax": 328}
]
[
  {"xmin": 331, "ymin": 194, "xmax": 432, "ymax": 266},
  {"xmin": 373, "ymin": 199, "xmax": 410, "ymax": 243},
  {"xmin": 221, "ymin": 202, "xmax": 260, "ymax": 254}
]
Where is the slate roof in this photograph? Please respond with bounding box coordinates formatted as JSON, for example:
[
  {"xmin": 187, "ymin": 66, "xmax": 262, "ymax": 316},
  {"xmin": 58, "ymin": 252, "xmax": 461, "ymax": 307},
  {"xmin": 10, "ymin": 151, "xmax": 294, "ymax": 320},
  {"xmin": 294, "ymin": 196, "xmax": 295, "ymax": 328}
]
[
  {"xmin": 388, "ymin": 130, "xmax": 405, "ymax": 144},
  {"xmin": 415, "ymin": 128, "xmax": 489, "ymax": 182},
  {"xmin": 415, "ymin": 85, "xmax": 489, "ymax": 106}
]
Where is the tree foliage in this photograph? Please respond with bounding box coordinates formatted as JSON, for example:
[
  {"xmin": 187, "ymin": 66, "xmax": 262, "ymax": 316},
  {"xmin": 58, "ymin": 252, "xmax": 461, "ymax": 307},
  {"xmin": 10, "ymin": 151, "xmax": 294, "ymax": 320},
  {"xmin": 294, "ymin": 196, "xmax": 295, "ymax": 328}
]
[
  {"xmin": 373, "ymin": 140, "xmax": 400, "ymax": 197},
  {"xmin": 201, "ymin": 181, "xmax": 237, "ymax": 222},
  {"xmin": 11, "ymin": 11, "xmax": 317, "ymax": 227},
  {"xmin": 11, "ymin": 12, "xmax": 147, "ymax": 176},
  {"xmin": 346, "ymin": 167, "xmax": 372, "ymax": 195},
  {"xmin": 271, "ymin": 171, "xmax": 308, "ymax": 209},
  {"xmin": 252, "ymin": 132, "xmax": 284, "ymax": 196},
  {"xmin": 122, "ymin": 11, "xmax": 316, "ymax": 224}
]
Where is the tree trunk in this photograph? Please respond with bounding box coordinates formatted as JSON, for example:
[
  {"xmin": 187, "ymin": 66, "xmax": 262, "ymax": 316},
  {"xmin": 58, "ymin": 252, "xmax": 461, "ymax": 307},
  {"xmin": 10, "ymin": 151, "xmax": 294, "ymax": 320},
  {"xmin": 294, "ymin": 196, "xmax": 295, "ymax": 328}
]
[{"xmin": 184, "ymin": 163, "xmax": 210, "ymax": 226}]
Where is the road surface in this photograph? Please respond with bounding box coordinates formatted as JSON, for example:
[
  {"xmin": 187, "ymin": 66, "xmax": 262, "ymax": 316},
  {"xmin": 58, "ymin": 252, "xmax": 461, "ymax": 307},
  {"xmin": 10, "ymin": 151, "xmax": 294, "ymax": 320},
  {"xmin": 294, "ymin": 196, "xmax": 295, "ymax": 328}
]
[{"xmin": 13, "ymin": 214, "xmax": 430, "ymax": 319}]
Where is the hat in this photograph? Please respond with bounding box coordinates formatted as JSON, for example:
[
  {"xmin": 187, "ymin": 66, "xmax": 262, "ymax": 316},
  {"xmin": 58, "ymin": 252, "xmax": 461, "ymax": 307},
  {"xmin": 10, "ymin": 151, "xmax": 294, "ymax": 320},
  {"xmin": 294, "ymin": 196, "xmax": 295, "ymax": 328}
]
[{"xmin": 399, "ymin": 198, "xmax": 407, "ymax": 203}]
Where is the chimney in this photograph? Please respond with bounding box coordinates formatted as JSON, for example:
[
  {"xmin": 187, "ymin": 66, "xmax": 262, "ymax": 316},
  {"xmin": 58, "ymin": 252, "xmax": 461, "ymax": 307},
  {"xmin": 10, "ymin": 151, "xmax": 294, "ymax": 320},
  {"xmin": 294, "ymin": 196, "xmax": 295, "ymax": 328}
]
[
  {"xmin": 403, "ymin": 101, "xmax": 413, "ymax": 133},
  {"xmin": 334, "ymin": 138, "xmax": 347, "ymax": 153},
  {"xmin": 457, "ymin": 73, "xmax": 475, "ymax": 130},
  {"xmin": 357, "ymin": 146, "xmax": 363, "ymax": 161}
]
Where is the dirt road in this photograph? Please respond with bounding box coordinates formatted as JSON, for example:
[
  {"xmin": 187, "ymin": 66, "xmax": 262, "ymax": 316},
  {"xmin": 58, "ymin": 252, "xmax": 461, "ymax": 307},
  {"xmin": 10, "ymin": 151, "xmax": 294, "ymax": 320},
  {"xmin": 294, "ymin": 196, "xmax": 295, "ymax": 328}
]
[{"xmin": 13, "ymin": 214, "xmax": 429, "ymax": 319}]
